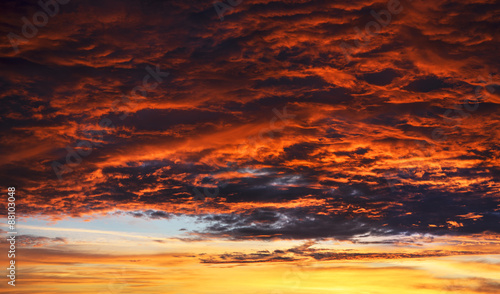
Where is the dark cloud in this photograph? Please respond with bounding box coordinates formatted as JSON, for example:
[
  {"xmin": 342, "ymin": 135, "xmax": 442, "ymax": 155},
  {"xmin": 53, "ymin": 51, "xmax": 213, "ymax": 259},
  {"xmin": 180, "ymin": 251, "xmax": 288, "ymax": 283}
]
[
  {"xmin": 0, "ymin": 0, "xmax": 498, "ymax": 242},
  {"xmin": 403, "ymin": 76, "xmax": 454, "ymax": 93},
  {"xmin": 199, "ymin": 241, "xmax": 482, "ymax": 263},
  {"xmin": 0, "ymin": 235, "xmax": 68, "ymax": 247}
]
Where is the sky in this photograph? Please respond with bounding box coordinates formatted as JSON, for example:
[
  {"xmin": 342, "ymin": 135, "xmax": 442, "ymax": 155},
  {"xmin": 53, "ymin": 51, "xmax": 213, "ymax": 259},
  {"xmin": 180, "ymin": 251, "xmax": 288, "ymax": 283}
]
[{"xmin": 0, "ymin": 0, "xmax": 499, "ymax": 293}]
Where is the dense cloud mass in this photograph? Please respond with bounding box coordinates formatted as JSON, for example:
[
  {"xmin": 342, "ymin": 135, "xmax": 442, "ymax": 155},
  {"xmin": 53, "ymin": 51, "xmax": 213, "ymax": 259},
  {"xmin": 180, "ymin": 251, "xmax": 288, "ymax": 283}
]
[{"xmin": 0, "ymin": 0, "xmax": 499, "ymax": 241}]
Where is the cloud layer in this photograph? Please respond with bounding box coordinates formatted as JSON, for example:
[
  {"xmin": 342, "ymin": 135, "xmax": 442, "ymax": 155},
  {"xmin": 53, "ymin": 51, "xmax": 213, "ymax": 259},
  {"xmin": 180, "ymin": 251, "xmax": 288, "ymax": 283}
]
[{"xmin": 0, "ymin": 0, "xmax": 499, "ymax": 241}]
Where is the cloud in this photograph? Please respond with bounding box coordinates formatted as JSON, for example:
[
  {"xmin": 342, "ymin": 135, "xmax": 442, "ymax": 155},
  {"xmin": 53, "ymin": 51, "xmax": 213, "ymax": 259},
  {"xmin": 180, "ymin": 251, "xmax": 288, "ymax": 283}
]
[
  {"xmin": 0, "ymin": 0, "xmax": 498, "ymax": 242},
  {"xmin": 0, "ymin": 234, "xmax": 67, "ymax": 247},
  {"xmin": 199, "ymin": 240, "xmax": 487, "ymax": 264}
]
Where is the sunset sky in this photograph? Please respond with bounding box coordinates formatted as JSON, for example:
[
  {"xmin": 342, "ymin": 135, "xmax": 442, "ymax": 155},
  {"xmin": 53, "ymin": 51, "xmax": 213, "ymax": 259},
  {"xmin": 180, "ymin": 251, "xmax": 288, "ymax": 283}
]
[{"xmin": 0, "ymin": 0, "xmax": 499, "ymax": 293}]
